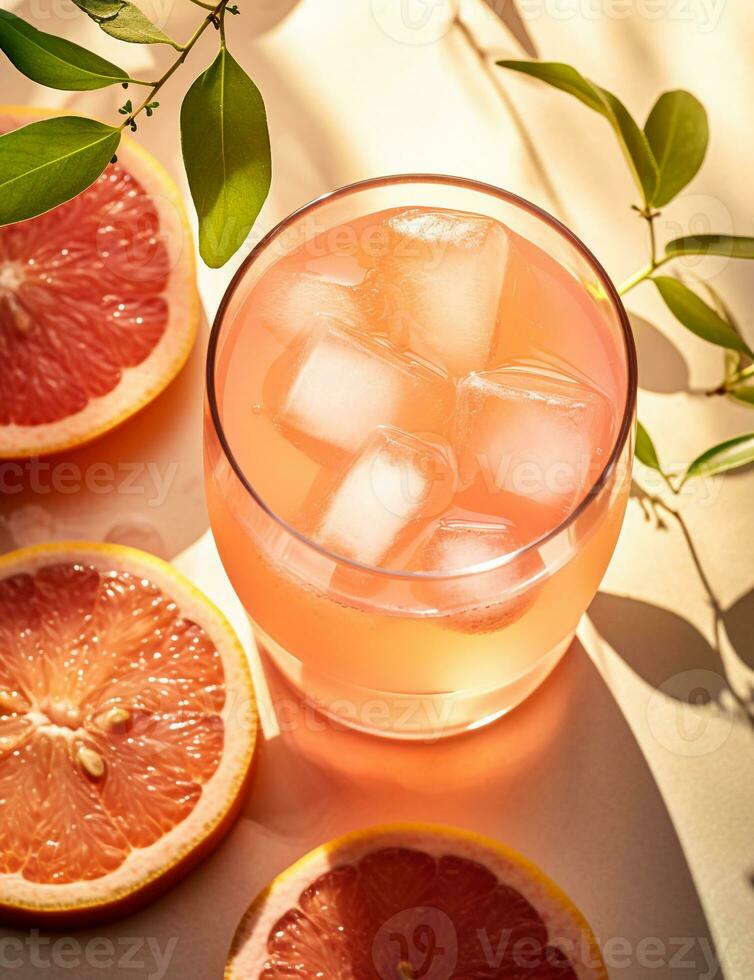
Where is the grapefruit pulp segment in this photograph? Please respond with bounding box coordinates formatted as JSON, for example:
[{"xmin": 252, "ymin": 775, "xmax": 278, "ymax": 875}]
[
  {"xmin": 226, "ymin": 824, "xmax": 607, "ymax": 979},
  {"xmin": 0, "ymin": 107, "xmax": 199, "ymax": 458},
  {"xmin": 0, "ymin": 541, "xmax": 257, "ymax": 924}
]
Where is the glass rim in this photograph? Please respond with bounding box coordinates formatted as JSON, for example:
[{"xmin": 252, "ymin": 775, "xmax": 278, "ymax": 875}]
[{"xmin": 206, "ymin": 173, "xmax": 638, "ymax": 581}]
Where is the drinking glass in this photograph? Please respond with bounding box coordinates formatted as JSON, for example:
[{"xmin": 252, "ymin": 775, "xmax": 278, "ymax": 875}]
[{"xmin": 204, "ymin": 175, "xmax": 637, "ymax": 740}]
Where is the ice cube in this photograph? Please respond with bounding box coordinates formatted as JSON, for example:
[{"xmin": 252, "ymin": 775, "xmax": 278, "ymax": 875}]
[
  {"xmin": 455, "ymin": 367, "xmax": 614, "ymax": 519},
  {"xmin": 416, "ymin": 519, "xmax": 521, "ymax": 573},
  {"xmin": 251, "ymin": 267, "xmax": 364, "ymax": 343},
  {"xmin": 273, "ymin": 324, "xmax": 455, "ymax": 456},
  {"xmin": 410, "ymin": 519, "xmax": 543, "ymax": 633},
  {"xmin": 312, "ymin": 428, "xmax": 456, "ymax": 566},
  {"xmin": 380, "ymin": 208, "xmax": 509, "ymax": 376}
]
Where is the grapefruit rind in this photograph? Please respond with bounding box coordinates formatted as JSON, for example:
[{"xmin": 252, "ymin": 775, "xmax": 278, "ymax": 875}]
[
  {"xmin": 0, "ymin": 541, "xmax": 257, "ymax": 924},
  {"xmin": 0, "ymin": 106, "xmax": 200, "ymax": 460},
  {"xmin": 225, "ymin": 822, "xmax": 607, "ymax": 980}
]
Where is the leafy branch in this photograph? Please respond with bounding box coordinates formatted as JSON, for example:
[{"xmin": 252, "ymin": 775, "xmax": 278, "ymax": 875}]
[
  {"xmin": 636, "ymin": 421, "xmax": 754, "ymax": 493},
  {"xmin": 118, "ymin": 0, "xmax": 230, "ymax": 134},
  {"xmin": 498, "ymin": 60, "xmax": 754, "ymax": 487},
  {"xmin": 0, "ymin": 1, "xmax": 271, "ymax": 268}
]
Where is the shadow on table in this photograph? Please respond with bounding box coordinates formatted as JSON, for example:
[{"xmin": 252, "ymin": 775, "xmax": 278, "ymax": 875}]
[
  {"xmin": 588, "ymin": 593, "xmax": 726, "ymax": 694},
  {"xmin": 723, "ymin": 590, "xmax": 754, "ymax": 673},
  {"xmin": 621, "ymin": 482, "xmax": 754, "ymax": 722},
  {"xmin": 452, "ymin": 4, "xmax": 576, "ymax": 221},
  {"xmin": 0, "ymin": 316, "xmax": 210, "ymax": 560},
  {"xmin": 0, "ymin": 639, "xmax": 721, "ymax": 980},
  {"xmin": 481, "ymin": 0, "xmax": 539, "ymax": 58},
  {"xmin": 629, "ymin": 313, "xmax": 691, "ymax": 394},
  {"xmin": 222, "ymin": 637, "xmax": 719, "ymax": 980}
]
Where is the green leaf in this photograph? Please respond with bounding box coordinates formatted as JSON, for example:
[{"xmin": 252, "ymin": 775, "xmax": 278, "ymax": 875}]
[
  {"xmin": 635, "ymin": 420, "xmax": 662, "ymax": 471},
  {"xmin": 497, "ymin": 60, "xmax": 657, "ymax": 205},
  {"xmin": 0, "ymin": 116, "xmax": 120, "ymax": 225},
  {"xmin": 181, "ymin": 47, "xmax": 271, "ymax": 268},
  {"xmin": 698, "ymin": 279, "xmax": 742, "ymax": 327},
  {"xmin": 696, "ymin": 282, "xmax": 754, "ymax": 405},
  {"xmin": 70, "ymin": 0, "xmax": 178, "ymax": 47},
  {"xmin": 665, "ymin": 234, "xmax": 754, "ymax": 260},
  {"xmin": 653, "ymin": 276, "xmax": 754, "ymax": 357},
  {"xmin": 728, "ymin": 386, "xmax": 754, "ymax": 407},
  {"xmin": 644, "ymin": 90, "xmax": 708, "ymax": 207},
  {"xmin": 696, "ymin": 281, "xmax": 752, "ymax": 384},
  {"xmin": 682, "ymin": 433, "xmax": 754, "ymax": 484},
  {"xmin": 0, "ymin": 10, "xmax": 130, "ymax": 90}
]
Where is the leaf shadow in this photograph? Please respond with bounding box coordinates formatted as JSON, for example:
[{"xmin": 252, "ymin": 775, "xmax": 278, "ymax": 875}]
[
  {"xmin": 596, "ymin": 483, "xmax": 754, "ymax": 722},
  {"xmin": 722, "ymin": 589, "xmax": 754, "ymax": 672},
  {"xmin": 235, "ymin": 636, "xmax": 717, "ymax": 971},
  {"xmin": 629, "ymin": 313, "xmax": 691, "ymax": 393},
  {"xmin": 10, "ymin": 635, "xmax": 713, "ymax": 975},
  {"xmin": 454, "ymin": 6, "xmax": 570, "ymax": 221},
  {"xmin": 482, "ymin": 0, "xmax": 539, "ymax": 58},
  {"xmin": 588, "ymin": 592, "xmax": 726, "ymax": 694}
]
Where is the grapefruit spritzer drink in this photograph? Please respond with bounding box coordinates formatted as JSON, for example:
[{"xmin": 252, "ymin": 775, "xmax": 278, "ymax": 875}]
[{"xmin": 205, "ymin": 176, "xmax": 636, "ymax": 738}]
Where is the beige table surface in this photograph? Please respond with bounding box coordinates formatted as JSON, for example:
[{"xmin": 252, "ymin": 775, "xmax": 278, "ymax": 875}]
[{"xmin": 1, "ymin": 1, "xmax": 752, "ymax": 978}]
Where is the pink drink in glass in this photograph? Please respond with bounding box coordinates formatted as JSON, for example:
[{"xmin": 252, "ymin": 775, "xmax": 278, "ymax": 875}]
[{"xmin": 205, "ymin": 177, "xmax": 636, "ymax": 739}]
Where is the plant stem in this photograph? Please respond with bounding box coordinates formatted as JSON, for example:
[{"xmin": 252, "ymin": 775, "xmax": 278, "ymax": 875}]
[
  {"xmin": 706, "ymin": 361, "xmax": 754, "ymax": 396},
  {"xmin": 659, "ymin": 467, "xmax": 679, "ymax": 495},
  {"xmin": 120, "ymin": 0, "xmax": 229, "ymax": 131},
  {"xmin": 189, "ymin": 0, "xmax": 216, "ymax": 8},
  {"xmin": 618, "ymin": 263, "xmax": 653, "ymax": 295},
  {"xmin": 646, "ymin": 209, "xmax": 658, "ymax": 267},
  {"xmin": 619, "ymin": 215, "xmax": 751, "ymax": 397},
  {"xmin": 639, "ymin": 489, "xmax": 751, "ymax": 721},
  {"xmin": 728, "ymin": 363, "xmax": 754, "ymax": 386},
  {"xmin": 617, "ymin": 209, "xmax": 672, "ymax": 295},
  {"xmin": 618, "ymin": 253, "xmax": 672, "ymax": 295},
  {"xmin": 219, "ymin": 0, "xmax": 227, "ymax": 45},
  {"xmin": 644, "ymin": 494, "xmax": 721, "ymax": 613}
]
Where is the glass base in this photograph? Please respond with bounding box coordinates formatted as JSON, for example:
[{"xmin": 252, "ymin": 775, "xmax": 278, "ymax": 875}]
[{"xmin": 252, "ymin": 622, "xmax": 575, "ymax": 741}]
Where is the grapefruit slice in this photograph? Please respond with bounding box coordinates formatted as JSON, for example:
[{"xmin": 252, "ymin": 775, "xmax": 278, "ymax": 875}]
[
  {"xmin": 226, "ymin": 824, "xmax": 606, "ymax": 979},
  {"xmin": 0, "ymin": 541, "xmax": 257, "ymax": 925},
  {"xmin": 0, "ymin": 106, "xmax": 199, "ymax": 458}
]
